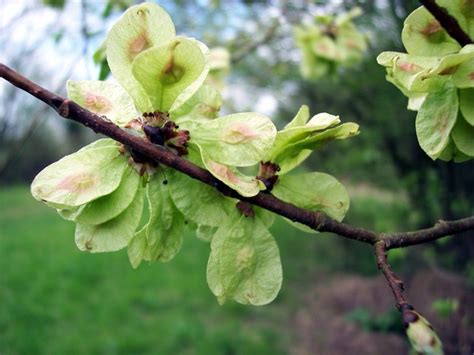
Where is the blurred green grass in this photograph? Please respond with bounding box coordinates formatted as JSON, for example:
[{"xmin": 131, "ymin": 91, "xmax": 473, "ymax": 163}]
[{"xmin": 0, "ymin": 185, "xmax": 412, "ymax": 354}]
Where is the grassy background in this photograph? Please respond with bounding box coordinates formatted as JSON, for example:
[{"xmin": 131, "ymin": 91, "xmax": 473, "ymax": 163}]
[{"xmin": 0, "ymin": 185, "xmax": 412, "ymax": 354}]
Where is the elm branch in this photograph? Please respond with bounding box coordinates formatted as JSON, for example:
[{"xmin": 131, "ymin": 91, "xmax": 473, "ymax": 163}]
[
  {"xmin": 1, "ymin": 62, "xmax": 473, "ymax": 250},
  {"xmin": 375, "ymin": 241, "xmax": 418, "ymax": 327}
]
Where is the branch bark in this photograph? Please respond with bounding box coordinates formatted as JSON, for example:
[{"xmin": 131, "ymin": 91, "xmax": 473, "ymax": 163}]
[
  {"xmin": 231, "ymin": 19, "xmax": 279, "ymax": 64},
  {"xmin": 230, "ymin": 0, "xmax": 288, "ymax": 64},
  {"xmin": 419, "ymin": 0, "xmax": 473, "ymax": 46},
  {"xmin": 1, "ymin": 62, "xmax": 473, "ymax": 250},
  {"xmin": 375, "ymin": 241, "xmax": 409, "ymax": 310},
  {"xmin": 385, "ymin": 217, "xmax": 474, "ymax": 249},
  {"xmin": 375, "ymin": 241, "xmax": 419, "ymax": 329}
]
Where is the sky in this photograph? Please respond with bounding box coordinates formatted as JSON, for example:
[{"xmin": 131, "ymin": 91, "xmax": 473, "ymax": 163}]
[{"xmin": 1, "ymin": 0, "xmax": 113, "ymax": 142}]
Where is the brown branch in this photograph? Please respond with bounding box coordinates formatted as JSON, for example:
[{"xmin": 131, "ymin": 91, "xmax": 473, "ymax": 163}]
[
  {"xmin": 230, "ymin": 0, "xmax": 288, "ymax": 64},
  {"xmin": 419, "ymin": 0, "xmax": 472, "ymax": 46},
  {"xmin": 375, "ymin": 241, "xmax": 418, "ymax": 329},
  {"xmin": 231, "ymin": 21, "xmax": 279, "ymax": 64},
  {"xmin": 1, "ymin": 62, "xmax": 473, "ymax": 249},
  {"xmin": 385, "ymin": 216, "xmax": 474, "ymax": 249},
  {"xmin": 375, "ymin": 241, "xmax": 409, "ymax": 310}
]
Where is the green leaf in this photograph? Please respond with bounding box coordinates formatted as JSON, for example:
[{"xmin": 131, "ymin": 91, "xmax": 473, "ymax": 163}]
[
  {"xmin": 166, "ymin": 168, "xmax": 234, "ymax": 227},
  {"xmin": 460, "ymin": 88, "xmax": 474, "ymax": 125},
  {"xmin": 60, "ymin": 166, "xmax": 141, "ymax": 225},
  {"xmin": 106, "ymin": 2, "xmax": 176, "ymax": 112},
  {"xmin": 93, "ymin": 41, "xmax": 106, "ymax": 64},
  {"xmin": 265, "ymin": 112, "xmax": 340, "ymax": 163},
  {"xmin": 416, "ymin": 86, "xmax": 459, "ymax": 159},
  {"xmin": 294, "ymin": 9, "xmax": 367, "ymax": 81},
  {"xmin": 438, "ymin": 139, "xmax": 455, "ymax": 162},
  {"xmin": 284, "ymin": 105, "xmax": 310, "ymax": 129},
  {"xmin": 57, "ymin": 205, "xmax": 85, "ymax": 221},
  {"xmin": 31, "ymin": 144, "xmax": 127, "ymax": 209},
  {"xmin": 67, "ymin": 80, "xmax": 137, "ymax": 127},
  {"xmin": 273, "ymin": 172, "xmax": 350, "ymax": 223},
  {"xmin": 276, "ymin": 150, "xmax": 312, "ymax": 175},
  {"xmin": 464, "ymin": 2, "xmax": 474, "ymax": 38},
  {"xmin": 196, "ymin": 225, "xmax": 218, "ymax": 242},
  {"xmin": 207, "ymin": 241, "xmax": 226, "ymax": 304},
  {"xmin": 294, "ymin": 22, "xmax": 333, "ymax": 80},
  {"xmin": 429, "ymin": 47, "xmax": 474, "ymax": 77},
  {"xmin": 132, "ymin": 38, "xmax": 207, "ymax": 112},
  {"xmin": 286, "ymin": 122, "xmax": 359, "ymax": 151},
  {"xmin": 402, "ymin": 6, "xmax": 461, "ymax": 57},
  {"xmin": 300, "ymin": 49, "xmax": 331, "ymax": 80},
  {"xmin": 43, "ymin": 0, "xmax": 65, "ymax": 9},
  {"xmin": 376, "ymin": 51, "xmax": 399, "ymax": 67},
  {"xmin": 404, "ymin": 47, "xmax": 474, "ymax": 92},
  {"xmin": 337, "ymin": 25, "xmax": 368, "ymax": 62},
  {"xmin": 255, "ymin": 207, "xmax": 275, "ymax": 228},
  {"xmin": 75, "ymin": 185, "xmax": 144, "ymax": 253},
  {"xmin": 197, "ymin": 146, "xmax": 262, "ymax": 197},
  {"xmin": 312, "ymin": 36, "xmax": 338, "ymax": 60},
  {"xmin": 127, "ymin": 227, "xmax": 147, "ymax": 268},
  {"xmin": 55, "ymin": 141, "xmax": 120, "ymax": 216},
  {"xmin": 452, "ymin": 114, "xmax": 474, "ymax": 157},
  {"xmin": 98, "ymin": 60, "xmax": 111, "ymax": 81},
  {"xmin": 142, "ymin": 171, "xmax": 184, "ymax": 262},
  {"xmin": 407, "ymin": 92, "xmax": 428, "ymax": 111},
  {"xmin": 191, "ymin": 112, "xmax": 276, "ymax": 167},
  {"xmin": 453, "ymin": 46, "xmax": 474, "ymax": 88},
  {"xmin": 290, "ymin": 111, "xmax": 341, "ymax": 136},
  {"xmin": 273, "ymin": 123, "xmax": 359, "ymax": 174},
  {"xmin": 207, "ymin": 215, "xmax": 282, "ymax": 305},
  {"xmin": 377, "ymin": 51, "xmax": 444, "ymax": 92},
  {"xmin": 454, "ymin": 150, "xmax": 473, "ymax": 162},
  {"xmin": 171, "ymin": 84, "xmax": 222, "ymax": 122},
  {"xmin": 438, "ymin": 138, "xmax": 472, "ymax": 162},
  {"xmin": 78, "ymin": 138, "xmax": 118, "ymax": 151},
  {"xmin": 219, "ymin": 219, "xmax": 282, "ymax": 306},
  {"xmin": 169, "ymin": 37, "xmax": 211, "ymax": 112}
]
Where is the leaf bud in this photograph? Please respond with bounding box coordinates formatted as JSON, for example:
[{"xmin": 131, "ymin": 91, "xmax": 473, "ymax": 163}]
[{"xmin": 403, "ymin": 309, "xmax": 443, "ymax": 355}]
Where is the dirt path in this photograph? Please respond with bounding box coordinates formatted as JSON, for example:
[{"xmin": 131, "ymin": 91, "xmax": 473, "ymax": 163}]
[{"xmin": 291, "ymin": 270, "xmax": 474, "ymax": 354}]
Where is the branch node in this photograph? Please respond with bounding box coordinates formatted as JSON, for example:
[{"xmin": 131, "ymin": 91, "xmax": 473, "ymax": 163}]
[
  {"xmin": 236, "ymin": 201, "xmax": 255, "ymax": 218},
  {"xmin": 58, "ymin": 100, "xmax": 70, "ymax": 117},
  {"xmin": 311, "ymin": 211, "xmax": 326, "ymax": 229}
]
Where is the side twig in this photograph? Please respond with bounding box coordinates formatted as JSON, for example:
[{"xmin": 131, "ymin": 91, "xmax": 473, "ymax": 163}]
[
  {"xmin": 375, "ymin": 241, "xmax": 419, "ymax": 329},
  {"xmin": 385, "ymin": 217, "xmax": 474, "ymax": 249},
  {"xmin": 1, "ymin": 62, "xmax": 473, "ymax": 249},
  {"xmin": 375, "ymin": 241, "xmax": 409, "ymax": 310},
  {"xmin": 231, "ymin": 0, "xmax": 288, "ymax": 64},
  {"xmin": 231, "ymin": 20, "xmax": 279, "ymax": 64},
  {"xmin": 419, "ymin": 0, "xmax": 472, "ymax": 46}
]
